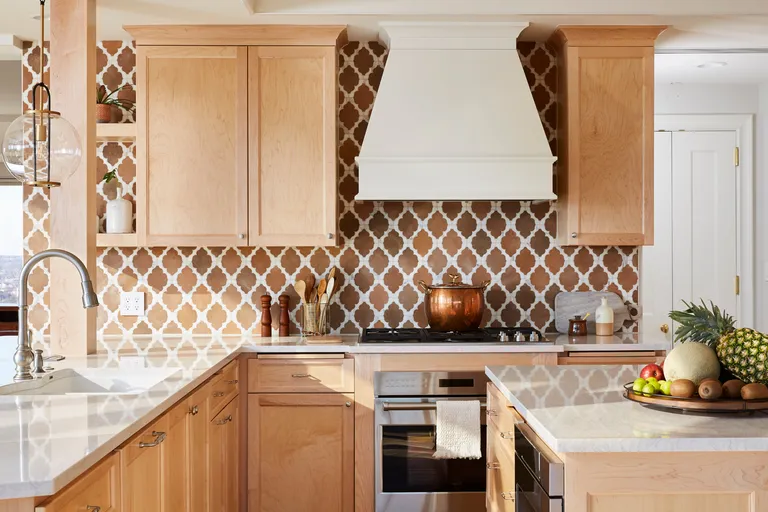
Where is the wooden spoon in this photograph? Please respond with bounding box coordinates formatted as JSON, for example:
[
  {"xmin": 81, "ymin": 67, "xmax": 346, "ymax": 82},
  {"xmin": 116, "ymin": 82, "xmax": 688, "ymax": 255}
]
[
  {"xmin": 293, "ymin": 280, "xmax": 307, "ymax": 305},
  {"xmin": 327, "ymin": 267, "xmax": 337, "ymax": 283},
  {"xmin": 316, "ymin": 278, "xmax": 327, "ymax": 304},
  {"xmin": 304, "ymin": 275, "xmax": 316, "ymax": 303},
  {"xmin": 326, "ymin": 276, "xmax": 336, "ymax": 300}
]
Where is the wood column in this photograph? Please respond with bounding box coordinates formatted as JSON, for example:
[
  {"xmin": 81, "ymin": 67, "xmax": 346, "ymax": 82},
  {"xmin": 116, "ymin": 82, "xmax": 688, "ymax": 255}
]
[{"xmin": 49, "ymin": 0, "xmax": 97, "ymax": 354}]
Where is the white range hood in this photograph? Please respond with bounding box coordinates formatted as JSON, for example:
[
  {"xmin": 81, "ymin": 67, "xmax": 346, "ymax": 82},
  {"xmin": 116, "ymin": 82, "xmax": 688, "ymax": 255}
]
[{"xmin": 356, "ymin": 22, "xmax": 556, "ymax": 201}]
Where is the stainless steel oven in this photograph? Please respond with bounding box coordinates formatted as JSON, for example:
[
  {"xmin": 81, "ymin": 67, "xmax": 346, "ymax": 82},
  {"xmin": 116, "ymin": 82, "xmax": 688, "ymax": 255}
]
[
  {"xmin": 515, "ymin": 421, "xmax": 564, "ymax": 512},
  {"xmin": 374, "ymin": 371, "xmax": 488, "ymax": 512}
]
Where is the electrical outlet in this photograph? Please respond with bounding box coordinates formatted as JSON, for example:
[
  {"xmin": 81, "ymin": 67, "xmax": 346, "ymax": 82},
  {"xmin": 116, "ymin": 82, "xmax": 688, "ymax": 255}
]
[{"xmin": 120, "ymin": 292, "xmax": 145, "ymax": 316}]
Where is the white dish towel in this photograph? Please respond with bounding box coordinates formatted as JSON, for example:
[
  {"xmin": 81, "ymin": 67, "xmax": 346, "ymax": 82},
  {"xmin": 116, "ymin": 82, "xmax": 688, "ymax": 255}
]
[{"xmin": 433, "ymin": 400, "xmax": 482, "ymax": 460}]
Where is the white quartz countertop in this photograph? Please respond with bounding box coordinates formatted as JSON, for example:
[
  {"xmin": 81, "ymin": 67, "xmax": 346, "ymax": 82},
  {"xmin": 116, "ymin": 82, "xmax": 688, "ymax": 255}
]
[
  {"xmin": 0, "ymin": 331, "xmax": 667, "ymax": 500},
  {"xmin": 486, "ymin": 364, "xmax": 768, "ymax": 454}
]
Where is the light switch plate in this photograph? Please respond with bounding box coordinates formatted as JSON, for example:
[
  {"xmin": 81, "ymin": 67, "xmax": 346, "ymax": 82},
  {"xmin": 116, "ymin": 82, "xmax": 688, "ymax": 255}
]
[{"xmin": 120, "ymin": 292, "xmax": 145, "ymax": 316}]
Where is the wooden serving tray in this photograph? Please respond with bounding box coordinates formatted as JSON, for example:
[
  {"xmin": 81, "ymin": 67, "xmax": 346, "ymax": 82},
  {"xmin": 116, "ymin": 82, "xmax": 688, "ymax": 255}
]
[{"xmin": 623, "ymin": 383, "xmax": 768, "ymax": 414}]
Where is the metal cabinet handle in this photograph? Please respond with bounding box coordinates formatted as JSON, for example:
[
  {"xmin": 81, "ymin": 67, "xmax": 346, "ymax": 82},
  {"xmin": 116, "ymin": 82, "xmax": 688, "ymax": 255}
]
[
  {"xmin": 327, "ymin": 233, "xmax": 334, "ymax": 240},
  {"xmin": 139, "ymin": 431, "xmax": 166, "ymax": 448},
  {"xmin": 216, "ymin": 415, "xmax": 233, "ymax": 425},
  {"xmin": 501, "ymin": 492, "xmax": 514, "ymax": 501},
  {"xmin": 570, "ymin": 232, "xmax": 577, "ymax": 239},
  {"xmin": 660, "ymin": 323, "xmax": 669, "ymax": 334},
  {"xmin": 486, "ymin": 408, "xmax": 497, "ymax": 417},
  {"xmin": 486, "ymin": 462, "xmax": 500, "ymax": 470},
  {"xmin": 213, "ymin": 391, "xmax": 225, "ymax": 398},
  {"xmin": 238, "ymin": 234, "xmax": 245, "ymax": 240},
  {"xmin": 189, "ymin": 405, "xmax": 199, "ymax": 415},
  {"xmin": 500, "ymin": 431, "xmax": 514, "ymax": 439},
  {"xmin": 291, "ymin": 373, "xmax": 310, "ymax": 378},
  {"xmin": 345, "ymin": 401, "xmax": 352, "ymax": 407},
  {"xmin": 225, "ymin": 379, "xmax": 238, "ymax": 385},
  {"xmin": 86, "ymin": 506, "xmax": 101, "ymax": 512}
]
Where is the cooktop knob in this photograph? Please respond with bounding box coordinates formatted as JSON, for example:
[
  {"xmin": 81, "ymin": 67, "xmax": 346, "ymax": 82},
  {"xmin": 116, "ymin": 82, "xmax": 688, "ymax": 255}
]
[
  {"xmin": 529, "ymin": 331, "xmax": 540, "ymax": 342},
  {"xmin": 513, "ymin": 331, "xmax": 527, "ymax": 342},
  {"xmin": 498, "ymin": 332, "xmax": 509, "ymax": 343}
]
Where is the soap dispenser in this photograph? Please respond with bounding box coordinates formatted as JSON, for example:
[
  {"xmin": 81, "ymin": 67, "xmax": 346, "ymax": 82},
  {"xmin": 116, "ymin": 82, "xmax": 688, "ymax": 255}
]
[{"xmin": 595, "ymin": 297, "xmax": 614, "ymax": 336}]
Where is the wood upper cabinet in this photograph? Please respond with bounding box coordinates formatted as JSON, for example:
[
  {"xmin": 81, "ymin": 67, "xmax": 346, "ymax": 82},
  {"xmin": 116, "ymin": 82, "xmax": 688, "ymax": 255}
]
[
  {"xmin": 35, "ymin": 454, "xmax": 120, "ymax": 512},
  {"xmin": 549, "ymin": 26, "xmax": 666, "ymax": 246},
  {"xmin": 136, "ymin": 45, "xmax": 249, "ymax": 247},
  {"xmin": 248, "ymin": 46, "xmax": 339, "ymax": 246},
  {"xmin": 209, "ymin": 397, "xmax": 239, "ymax": 512},
  {"xmin": 248, "ymin": 393, "xmax": 354, "ymax": 512}
]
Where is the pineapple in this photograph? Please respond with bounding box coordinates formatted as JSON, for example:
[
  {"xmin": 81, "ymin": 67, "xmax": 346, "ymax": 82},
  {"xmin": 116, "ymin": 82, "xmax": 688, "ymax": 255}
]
[{"xmin": 668, "ymin": 300, "xmax": 768, "ymax": 384}]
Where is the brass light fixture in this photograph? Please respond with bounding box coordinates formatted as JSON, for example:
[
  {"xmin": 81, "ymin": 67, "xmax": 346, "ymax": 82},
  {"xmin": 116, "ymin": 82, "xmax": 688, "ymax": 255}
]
[{"xmin": 1, "ymin": 0, "xmax": 82, "ymax": 187}]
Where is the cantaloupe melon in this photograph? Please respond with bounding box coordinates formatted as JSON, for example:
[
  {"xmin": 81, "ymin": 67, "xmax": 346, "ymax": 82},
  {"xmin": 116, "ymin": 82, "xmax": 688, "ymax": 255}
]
[{"xmin": 663, "ymin": 342, "xmax": 720, "ymax": 385}]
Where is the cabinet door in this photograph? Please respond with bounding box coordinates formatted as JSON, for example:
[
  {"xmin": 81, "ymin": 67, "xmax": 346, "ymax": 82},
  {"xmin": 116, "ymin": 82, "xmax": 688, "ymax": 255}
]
[
  {"xmin": 162, "ymin": 401, "xmax": 188, "ymax": 512},
  {"xmin": 137, "ymin": 45, "xmax": 248, "ymax": 246},
  {"xmin": 121, "ymin": 418, "xmax": 166, "ymax": 511},
  {"xmin": 188, "ymin": 384, "xmax": 210, "ymax": 512},
  {"xmin": 35, "ymin": 453, "xmax": 120, "ymax": 512},
  {"xmin": 209, "ymin": 397, "xmax": 239, "ymax": 512},
  {"xmin": 248, "ymin": 393, "xmax": 354, "ymax": 512},
  {"xmin": 559, "ymin": 46, "xmax": 654, "ymax": 246},
  {"xmin": 248, "ymin": 46, "xmax": 338, "ymax": 246}
]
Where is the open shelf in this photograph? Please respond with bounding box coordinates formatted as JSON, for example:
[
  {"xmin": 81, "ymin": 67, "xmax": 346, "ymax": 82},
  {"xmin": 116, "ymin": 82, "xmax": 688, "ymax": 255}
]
[
  {"xmin": 96, "ymin": 123, "xmax": 137, "ymax": 142},
  {"xmin": 97, "ymin": 233, "xmax": 138, "ymax": 247}
]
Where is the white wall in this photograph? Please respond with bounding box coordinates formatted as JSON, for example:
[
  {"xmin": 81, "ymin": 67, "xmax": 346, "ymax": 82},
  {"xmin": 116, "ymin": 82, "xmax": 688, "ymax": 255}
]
[{"xmin": 655, "ymin": 82, "xmax": 768, "ymax": 331}]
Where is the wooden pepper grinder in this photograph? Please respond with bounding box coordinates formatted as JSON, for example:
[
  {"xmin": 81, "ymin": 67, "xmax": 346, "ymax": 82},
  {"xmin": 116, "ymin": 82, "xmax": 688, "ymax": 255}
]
[
  {"xmin": 278, "ymin": 295, "xmax": 290, "ymax": 337},
  {"xmin": 260, "ymin": 295, "xmax": 272, "ymax": 338}
]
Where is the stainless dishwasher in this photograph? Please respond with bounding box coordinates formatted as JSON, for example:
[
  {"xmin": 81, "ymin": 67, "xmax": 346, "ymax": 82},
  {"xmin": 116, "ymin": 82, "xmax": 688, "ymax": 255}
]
[{"xmin": 515, "ymin": 420, "xmax": 564, "ymax": 511}]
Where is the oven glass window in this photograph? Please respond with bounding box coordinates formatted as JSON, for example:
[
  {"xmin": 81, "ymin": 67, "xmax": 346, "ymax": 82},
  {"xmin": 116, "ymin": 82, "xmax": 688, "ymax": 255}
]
[{"xmin": 381, "ymin": 425, "xmax": 487, "ymax": 493}]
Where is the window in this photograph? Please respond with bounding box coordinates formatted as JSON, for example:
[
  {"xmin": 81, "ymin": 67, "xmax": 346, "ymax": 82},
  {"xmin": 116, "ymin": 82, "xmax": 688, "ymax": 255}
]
[{"xmin": 0, "ymin": 184, "xmax": 22, "ymax": 306}]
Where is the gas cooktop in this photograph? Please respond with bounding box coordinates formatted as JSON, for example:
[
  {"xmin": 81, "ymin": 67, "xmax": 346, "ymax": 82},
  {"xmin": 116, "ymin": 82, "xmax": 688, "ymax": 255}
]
[{"xmin": 360, "ymin": 327, "xmax": 552, "ymax": 344}]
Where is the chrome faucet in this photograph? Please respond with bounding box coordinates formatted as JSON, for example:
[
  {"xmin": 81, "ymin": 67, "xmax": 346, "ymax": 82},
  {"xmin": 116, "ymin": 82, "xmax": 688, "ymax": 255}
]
[{"xmin": 14, "ymin": 249, "xmax": 99, "ymax": 381}]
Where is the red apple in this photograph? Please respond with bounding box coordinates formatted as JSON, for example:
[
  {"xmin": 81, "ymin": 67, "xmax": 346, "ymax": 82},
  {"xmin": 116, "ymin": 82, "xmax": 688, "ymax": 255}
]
[{"xmin": 640, "ymin": 363, "xmax": 664, "ymax": 381}]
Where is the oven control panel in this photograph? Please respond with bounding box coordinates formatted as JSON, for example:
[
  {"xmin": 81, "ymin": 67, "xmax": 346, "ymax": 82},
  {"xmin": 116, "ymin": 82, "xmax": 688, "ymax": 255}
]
[{"xmin": 374, "ymin": 371, "xmax": 488, "ymax": 397}]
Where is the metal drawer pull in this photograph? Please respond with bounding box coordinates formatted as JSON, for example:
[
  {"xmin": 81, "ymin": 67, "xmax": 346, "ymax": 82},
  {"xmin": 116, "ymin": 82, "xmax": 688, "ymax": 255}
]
[
  {"xmin": 486, "ymin": 462, "xmax": 500, "ymax": 470},
  {"xmin": 213, "ymin": 391, "xmax": 225, "ymax": 398},
  {"xmin": 501, "ymin": 492, "xmax": 514, "ymax": 501},
  {"xmin": 383, "ymin": 402, "xmax": 487, "ymax": 411},
  {"xmin": 216, "ymin": 415, "xmax": 233, "ymax": 425},
  {"xmin": 225, "ymin": 379, "xmax": 239, "ymax": 385},
  {"xmin": 500, "ymin": 431, "xmax": 514, "ymax": 439},
  {"xmin": 486, "ymin": 408, "xmax": 497, "ymax": 416},
  {"xmin": 139, "ymin": 431, "xmax": 167, "ymax": 448},
  {"xmin": 291, "ymin": 373, "xmax": 310, "ymax": 378},
  {"xmin": 189, "ymin": 405, "xmax": 199, "ymax": 415},
  {"xmin": 86, "ymin": 506, "xmax": 101, "ymax": 512}
]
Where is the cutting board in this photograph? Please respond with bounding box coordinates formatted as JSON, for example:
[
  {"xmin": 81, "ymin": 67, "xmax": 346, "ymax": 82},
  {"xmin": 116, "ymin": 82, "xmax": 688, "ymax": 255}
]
[{"xmin": 554, "ymin": 291, "xmax": 633, "ymax": 334}]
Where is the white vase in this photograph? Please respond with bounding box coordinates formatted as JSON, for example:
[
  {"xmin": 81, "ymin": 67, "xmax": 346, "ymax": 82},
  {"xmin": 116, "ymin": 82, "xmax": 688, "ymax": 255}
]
[
  {"xmin": 595, "ymin": 296, "xmax": 614, "ymax": 336},
  {"xmin": 106, "ymin": 184, "xmax": 133, "ymax": 234}
]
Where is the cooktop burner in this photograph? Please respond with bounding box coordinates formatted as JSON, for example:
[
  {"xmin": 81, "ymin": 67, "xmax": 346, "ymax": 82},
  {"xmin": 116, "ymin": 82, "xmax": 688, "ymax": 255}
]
[{"xmin": 360, "ymin": 327, "xmax": 551, "ymax": 344}]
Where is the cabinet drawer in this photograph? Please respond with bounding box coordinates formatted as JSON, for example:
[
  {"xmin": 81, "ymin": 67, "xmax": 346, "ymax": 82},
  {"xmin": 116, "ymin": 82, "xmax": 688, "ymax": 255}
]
[
  {"xmin": 249, "ymin": 356, "xmax": 354, "ymax": 393},
  {"xmin": 36, "ymin": 453, "xmax": 120, "ymax": 512},
  {"xmin": 487, "ymin": 382, "xmax": 518, "ymax": 434},
  {"xmin": 486, "ymin": 421, "xmax": 516, "ymax": 512},
  {"xmin": 210, "ymin": 359, "xmax": 239, "ymax": 417}
]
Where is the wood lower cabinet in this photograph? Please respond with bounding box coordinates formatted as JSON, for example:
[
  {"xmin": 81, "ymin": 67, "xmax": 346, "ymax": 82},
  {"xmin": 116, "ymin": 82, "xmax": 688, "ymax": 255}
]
[
  {"xmin": 162, "ymin": 400, "xmax": 190, "ymax": 511},
  {"xmin": 35, "ymin": 453, "xmax": 120, "ymax": 512},
  {"xmin": 121, "ymin": 419, "xmax": 165, "ymax": 511},
  {"xmin": 248, "ymin": 393, "xmax": 354, "ymax": 512},
  {"xmin": 209, "ymin": 397, "xmax": 239, "ymax": 512},
  {"xmin": 188, "ymin": 381, "xmax": 211, "ymax": 512},
  {"xmin": 549, "ymin": 25, "xmax": 665, "ymax": 246},
  {"xmin": 136, "ymin": 45, "xmax": 249, "ymax": 247}
]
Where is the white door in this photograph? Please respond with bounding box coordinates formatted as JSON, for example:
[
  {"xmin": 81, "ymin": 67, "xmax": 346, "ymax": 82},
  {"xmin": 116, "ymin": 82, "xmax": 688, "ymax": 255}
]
[{"xmin": 642, "ymin": 130, "xmax": 738, "ymax": 340}]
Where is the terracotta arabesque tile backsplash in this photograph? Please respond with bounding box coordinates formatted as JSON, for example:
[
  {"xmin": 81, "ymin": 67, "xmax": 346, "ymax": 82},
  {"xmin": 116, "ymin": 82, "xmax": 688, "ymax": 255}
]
[{"xmin": 22, "ymin": 40, "xmax": 639, "ymax": 352}]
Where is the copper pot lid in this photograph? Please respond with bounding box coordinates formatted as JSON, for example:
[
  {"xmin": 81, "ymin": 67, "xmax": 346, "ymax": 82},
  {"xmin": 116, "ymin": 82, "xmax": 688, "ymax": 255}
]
[{"xmin": 419, "ymin": 273, "xmax": 490, "ymax": 291}]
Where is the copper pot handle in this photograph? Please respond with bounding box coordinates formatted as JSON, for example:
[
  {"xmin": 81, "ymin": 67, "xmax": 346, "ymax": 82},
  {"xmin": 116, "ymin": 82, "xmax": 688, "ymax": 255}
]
[
  {"xmin": 417, "ymin": 280, "xmax": 431, "ymax": 295},
  {"xmin": 447, "ymin": 273, "xmax": 461, "ymax": 285}
]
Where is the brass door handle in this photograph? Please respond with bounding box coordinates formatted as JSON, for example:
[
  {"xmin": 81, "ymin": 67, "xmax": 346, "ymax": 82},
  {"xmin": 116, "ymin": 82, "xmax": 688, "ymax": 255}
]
[
  {"xmin": 499, "ymin": 431, "xmax": 514, "ymax": 439},
  {"xmin": 86, "ymin": 507, "xmax": 101, "ymax": 512},
  {"xmin": 486, "ymin": 462, "xmax": 500, "ymax": 470},
  {"xmin": 660, "ymin": 324, "xmax": 669, "ymax": 334},
  {"xmin": 225, "ymin": 379, "xmax": 238, "ymax": 385},
  {"xmin": 501, "ymin": 492, "xmax": 514, "ymax": 501},
  {"xmin": 189, "ymin": 405, "xmax": 199, "ymax": 415},
  {"xmin": 216, "ymin": 415, "xmax": 233, "ymax": 425},
  {"xmin": 291, "ymin": 373, "xmax": 310, "ymax": 378},
  {"xmin": 213, "ymin": 391, "xmax": 225, "ymax": 398},
  {"xmin": 139, "ymin": 431, "xmax": 166, "ymax": 448}
]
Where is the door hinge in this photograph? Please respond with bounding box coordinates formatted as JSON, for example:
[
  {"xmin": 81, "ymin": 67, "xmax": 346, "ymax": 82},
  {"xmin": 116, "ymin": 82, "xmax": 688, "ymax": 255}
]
[
  {"xmin": 734, "ymin": 147, "xmax": 740, "ymax": 167},
  {"xmin": 735, "ymin": 275, "xmax": 741, "ymax": 296}
]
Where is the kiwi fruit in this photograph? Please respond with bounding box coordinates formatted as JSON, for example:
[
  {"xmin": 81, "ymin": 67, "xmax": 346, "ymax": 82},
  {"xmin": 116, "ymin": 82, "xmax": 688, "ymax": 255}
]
[
  {"xmin": 698, "ymin": 380, "xmax": 723, "ymax": 400},
  {"xmin": 670, "ymin": 379, "xmax": 696, "ymax": 398},
  {"xmin": 741, "ymin": 383, "xmax": 768, "ymax": 400},
  {"xmin": 699, "ymin": 377, "xmax": 720, "ymax": 385},
  {"xmin": 721, "ymin": 379, "xmax": 746, "ymax": 399}
]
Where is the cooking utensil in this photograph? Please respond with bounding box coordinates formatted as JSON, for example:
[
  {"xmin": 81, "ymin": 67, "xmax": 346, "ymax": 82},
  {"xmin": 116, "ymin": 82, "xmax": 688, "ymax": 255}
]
[
  {"xmin": 326, "ymin": 276, "xmax": 336, "ymax": 299},
  {"xmin": 293, "ymin": 281, "xmax": 307, "ymax": 305},
  {"xmin": 417, "ymin": 274, "xmax": 490, "ymax": 331},
  {"xmin": 305, "ymin": 275, "xmax": 316, "ymax": 303},
  {"xmin": 316, "ymin": 278, "xmax": 327, "ymax": 304}
]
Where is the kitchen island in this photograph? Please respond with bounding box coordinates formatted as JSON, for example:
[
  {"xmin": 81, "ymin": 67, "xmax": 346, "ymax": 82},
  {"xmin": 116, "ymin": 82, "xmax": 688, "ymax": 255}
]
[{"xmin": 486, "ymin": 364, "xmax": 768, "ymax": 512}]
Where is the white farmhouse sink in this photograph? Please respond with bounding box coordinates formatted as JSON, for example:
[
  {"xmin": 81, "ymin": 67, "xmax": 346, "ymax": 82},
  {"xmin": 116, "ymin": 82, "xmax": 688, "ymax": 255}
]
[{"xmin": 0, "ymin": 367, "xmax": 181, "ymax": 396}]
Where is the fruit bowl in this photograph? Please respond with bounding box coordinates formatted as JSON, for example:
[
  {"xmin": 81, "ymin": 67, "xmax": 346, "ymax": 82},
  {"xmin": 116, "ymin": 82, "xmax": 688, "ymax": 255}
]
[{"xmin": 623, "ymin": 383, "xmax": 768, "ymax": 415}]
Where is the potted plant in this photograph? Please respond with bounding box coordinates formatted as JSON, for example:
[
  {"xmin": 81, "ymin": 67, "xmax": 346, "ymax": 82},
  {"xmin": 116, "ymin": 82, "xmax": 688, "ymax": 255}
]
[{"xmin": 96, "ymin": 85, "xmax": 135, "ymax": 123}]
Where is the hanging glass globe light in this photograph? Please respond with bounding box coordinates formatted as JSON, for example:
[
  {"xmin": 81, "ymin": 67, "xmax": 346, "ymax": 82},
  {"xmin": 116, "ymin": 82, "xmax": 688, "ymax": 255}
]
[{"xmin": 1, "ymin": 0, "xmax": 81, "ymax": 188}]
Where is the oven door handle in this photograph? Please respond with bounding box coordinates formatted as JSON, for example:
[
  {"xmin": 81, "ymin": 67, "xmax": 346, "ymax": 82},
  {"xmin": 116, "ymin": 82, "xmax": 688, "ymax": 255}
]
[{"xmin": 382, "ymin": 401, "xmax": 487, "ymax": 411}]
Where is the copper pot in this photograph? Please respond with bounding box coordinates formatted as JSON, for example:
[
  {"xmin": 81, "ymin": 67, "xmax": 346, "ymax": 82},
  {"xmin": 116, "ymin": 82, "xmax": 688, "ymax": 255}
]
[{"xmin": 418, "ymin": 274, "xmax": 490, "ymax": 331}]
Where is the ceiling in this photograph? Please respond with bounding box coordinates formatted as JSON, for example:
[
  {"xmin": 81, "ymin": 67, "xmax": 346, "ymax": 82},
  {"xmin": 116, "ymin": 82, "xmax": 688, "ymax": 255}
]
[
  {"xmin": 0, "ymin": 0, "xmax": 766, "ymax": 47},
  {"xmin": 655, "ymin": 53, "xmax": 768, "ymax": 84}
]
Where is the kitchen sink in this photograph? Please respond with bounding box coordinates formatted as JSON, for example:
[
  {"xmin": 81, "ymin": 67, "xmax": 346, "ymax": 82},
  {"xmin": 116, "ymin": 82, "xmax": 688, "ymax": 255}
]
[{"xmin": 0, "ymin": 367, "xmax": 181, "ymax": 396}]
